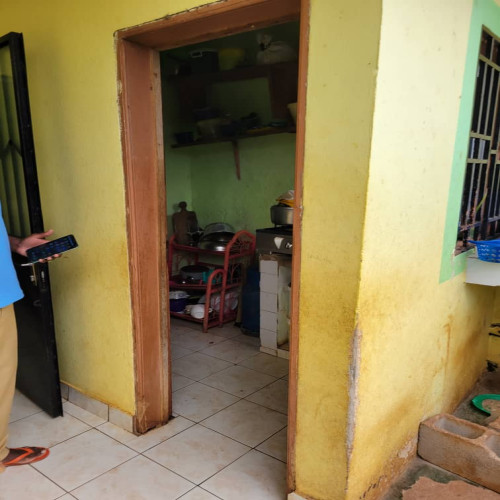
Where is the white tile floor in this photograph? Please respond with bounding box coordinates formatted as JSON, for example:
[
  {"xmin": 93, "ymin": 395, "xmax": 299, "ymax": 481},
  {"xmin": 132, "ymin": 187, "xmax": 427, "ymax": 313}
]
[{"xmin": 1, "ymin": 319, "xmax": 289, "ymax": 500}]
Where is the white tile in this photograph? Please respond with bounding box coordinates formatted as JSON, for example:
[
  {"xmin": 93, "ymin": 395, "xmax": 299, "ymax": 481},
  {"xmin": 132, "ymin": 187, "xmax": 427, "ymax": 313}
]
[
  {"xmin": 179, "ymin": 487, "xmax": 220, "ymax": 499},
  {"xmin": 68, "ymin": 388, "xmax": 108, "ymax": 420},
  {"xmin": 171, "ymin": 330, "xmax": 227, "ymax": 351},
  {"xmin": 260, "ymin": 346, "xmax": 278, "ymax": 356},
  {"xmin": 7, "ymin": 412, "xmax": 91, "ymax": 449},
  {"xmin": 58, "ymin": 495, "xmax": 77, "ymax": 499},
  {"xmin": 98, "ymin": 416, "xmax": 194, "ymax": 452},
  {"xmin": 238, "ymin": 353, "xmax": 289, "ymax": 378},
  {"xmin": 173, "ymin": 383, "xmax": 239, "ymax": 422},
  {"xmin": 200, "ymin": 340, "xmax": 259, "ymax": 364},
  {"xmin": 232, "ymin": 333, "xmax": 261, "ymax": 347},
  {"xmin": 260, "ymin": 329, "xmax": 277, "ymax": 350},
  {"xmin": 261, "ymin": 311, "xmax": 278, "ymax": 333},
  {"xmin": 201, "ymin": 365, "xmax": 276, "ymax": 398},
  {"xmin": 173, "ymin": 373, "xmax": 196, "ymax": 391},
  {"xmin": 71, "ymin": 455, "xmax": 193, "ymax": 500},
  {"xmin": 173, "ymin": 352, "xmax": 233, "ymax": 381},
  {"xmin": 63, "ymin": 401, "xmax": 107, "ymax": 427},
  {"xmin": 277, "ymin": 348, "xmax": 290, "ymax": 360},
  {"xmin": 171, "ymin": 344, "xmax": 194, "ymax": 360},
  {"xmin": 109, "ymin": 407, "xmax": 134, "ymax": 432},
  {"xmin": 212, "ymin": 324, "xmax": 242, "ymax": 339},
  {"xmin": 33, "ymin": 429, "xmax": 137, "ymax": 491},
  {"xmin": 8, "ymin": 391, "xmax": 42, "ymax": 423},
  {"xmin": 260, "ymin": 291, "xmax": 277, "ymax": 313},
  {"xmin": 0, "ymin": 464, "xmax": 65, "ymax": 499},
  {"xmin": 246, "ymin": 379, "xmax": 289, "ymax": 414},
  {"xmin": 201, "ymin": 400, "xmax": 287, "ymax": 448},
  {"xmin": 201, "ymin": 449, "xmax": 286, "ymax": 500},
  {"xmin": 259, "ymin": 259, "xmax": 278, "ymax": 275},
  {"xmin": 260, "ymin": 273, "xmax": 278, "ymax": 294},
  {"xmin": 256, "ymin": 427, "xmax": 288, "ymax": 462},
  {"xmin": 145, "ymin": 425, "xmax": 249, "ymax": 484},
  {"xmin": 60, "ymin": 383, "xmax": 69, "ymax": 400}
]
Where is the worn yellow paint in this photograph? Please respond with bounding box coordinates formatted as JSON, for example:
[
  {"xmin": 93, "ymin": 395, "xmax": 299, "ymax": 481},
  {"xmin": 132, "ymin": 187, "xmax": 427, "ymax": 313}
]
[
  {"xmin": 0, "ymin": 0, "xmax": 215, "ymax": 413},
  {"xmin": 294, "ymin": 0, "xmax": 382, "ymax": 498},
  {"xmin": 347, "ymin": 1, "xmax": 497, "ymax": 498}
]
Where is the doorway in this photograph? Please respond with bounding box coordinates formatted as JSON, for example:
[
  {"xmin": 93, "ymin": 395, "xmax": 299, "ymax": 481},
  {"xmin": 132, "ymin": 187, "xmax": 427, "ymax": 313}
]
[{"xmin": 116, "ymin": 0, "xmax": 308, "ymax": 492}]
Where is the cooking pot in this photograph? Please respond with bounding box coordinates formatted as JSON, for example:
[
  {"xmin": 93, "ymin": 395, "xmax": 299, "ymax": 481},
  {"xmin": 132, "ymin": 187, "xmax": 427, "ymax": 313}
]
[
  {"xmin": 203, "ymin": 222, "xmax": 235, "ymax": 236},
  {"xmin": 180, "ymin": 265, "xmax": 210, "ymax": 282},
  {"xmin": 271, "ymin": 205, "xmax": 293, "ymax": 225},
  {"xmin": 198, "ymin": 231, "xmax": 235, "ymax": 251}
]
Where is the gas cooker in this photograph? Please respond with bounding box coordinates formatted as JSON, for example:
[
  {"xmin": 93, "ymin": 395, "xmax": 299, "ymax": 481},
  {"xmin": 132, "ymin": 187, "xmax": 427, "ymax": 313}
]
[{"xmin": 256, "ymin": 226, "xmax": 293, "ymax": 255}]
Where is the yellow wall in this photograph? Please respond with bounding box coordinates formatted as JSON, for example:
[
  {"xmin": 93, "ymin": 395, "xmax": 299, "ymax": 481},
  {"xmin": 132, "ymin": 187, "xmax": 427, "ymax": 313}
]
[
  {"xmin": 489, "ymin": 291, "xmax": 500, "ymax": 366},
  {"xmin": 294, "ymin": 0, "xmax": 382, "ymax": 498},
  {"xmin": 347, "ymin": 1, "xmax": 497, "ymax": 498},
  {"xmin": 0, "ymin": 0, "xmax": 213, "ymax": 413}
]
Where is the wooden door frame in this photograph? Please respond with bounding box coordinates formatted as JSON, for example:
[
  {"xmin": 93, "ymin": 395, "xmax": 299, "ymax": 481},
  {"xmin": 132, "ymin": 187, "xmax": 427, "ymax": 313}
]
[{"xmin": 116, "ymin": 0, "xmax": 309, "ymax": 491}]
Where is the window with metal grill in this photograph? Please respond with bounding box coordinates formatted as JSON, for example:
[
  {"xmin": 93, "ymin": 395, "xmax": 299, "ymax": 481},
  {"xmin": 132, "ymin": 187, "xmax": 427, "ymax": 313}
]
[{"xmin": 457, "ymin": 28, "xmax": 500, "ymax": 252}]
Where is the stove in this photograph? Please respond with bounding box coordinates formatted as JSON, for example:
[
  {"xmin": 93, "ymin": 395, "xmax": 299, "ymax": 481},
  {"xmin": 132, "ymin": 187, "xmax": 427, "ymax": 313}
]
[{"xmin": 256, "ymin": 226, "xmax": 293, "ymax": 255}]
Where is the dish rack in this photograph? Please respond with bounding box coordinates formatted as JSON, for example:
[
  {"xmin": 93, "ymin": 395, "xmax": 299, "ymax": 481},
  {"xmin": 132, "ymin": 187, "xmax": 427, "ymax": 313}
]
[
  {"xmin": 167, "ymin": 230, "xmax": 256, "ymax": 332},
  {"xmin": 470, "ymin": 240, "xmax": 500, "ymax": 263}
]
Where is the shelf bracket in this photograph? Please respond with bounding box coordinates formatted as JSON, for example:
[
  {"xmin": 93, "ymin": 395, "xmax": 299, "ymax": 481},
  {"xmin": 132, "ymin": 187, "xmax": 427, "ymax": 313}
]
[{"xmin": 231, "ymin": 140, "xmax": 241, "ymax": 180}]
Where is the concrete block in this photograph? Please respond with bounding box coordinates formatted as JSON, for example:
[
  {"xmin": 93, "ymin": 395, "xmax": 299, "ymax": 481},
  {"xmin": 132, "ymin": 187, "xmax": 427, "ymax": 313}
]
[
  {"xmin": 418, "ymin": 413, "xmax": 500, "ymax": 493},
  {"xmin": 260, "ymin": 273, "xmax": 278, "ymax": 294},
  {"xmin": 489, "ymin": 416, "xmax": 500, "ymax": 433},
  {"xmin": 260, "ymin": 291, "xmax": 277, "ymax": 313}
]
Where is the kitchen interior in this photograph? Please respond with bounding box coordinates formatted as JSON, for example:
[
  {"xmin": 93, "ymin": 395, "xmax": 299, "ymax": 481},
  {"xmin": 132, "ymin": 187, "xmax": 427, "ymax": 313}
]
[
  {"xmin": 160, "ymin": 20, "xmax": 300, "ymax": 358},
  {"xmin": 157, "ymin": 23, "xmax": 300, "ymax": 489}
]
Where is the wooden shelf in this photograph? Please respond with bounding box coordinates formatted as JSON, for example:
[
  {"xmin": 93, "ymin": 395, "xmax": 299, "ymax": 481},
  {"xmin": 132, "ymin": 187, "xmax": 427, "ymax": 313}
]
[
  {"xmin": 170, "ymin": 61, "xmax": 298, "ymax": 122},
  {"xmin": 167, "ymin": 61, "xmax": 297, "ymax": 85},
  {"xmin": 171, "ymin": 127, "xmax": 295, "ymax": 148}
]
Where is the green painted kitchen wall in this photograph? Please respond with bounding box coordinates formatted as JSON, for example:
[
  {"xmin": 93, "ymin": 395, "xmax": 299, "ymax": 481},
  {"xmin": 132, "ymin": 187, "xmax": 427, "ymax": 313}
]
[
  {"xmin": 164, "ymin": 79, "xmax": 296, "ymax": 233},
  {"xmin": 161, "ymin": 30, "xmax": 297, "ymax": 234}
]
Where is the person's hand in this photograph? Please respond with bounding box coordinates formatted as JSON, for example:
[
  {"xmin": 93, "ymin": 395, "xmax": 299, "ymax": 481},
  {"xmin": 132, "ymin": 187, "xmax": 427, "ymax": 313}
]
[{"xmin": 15, "ymin": 229, "xmax": 61, "ymax": 262}]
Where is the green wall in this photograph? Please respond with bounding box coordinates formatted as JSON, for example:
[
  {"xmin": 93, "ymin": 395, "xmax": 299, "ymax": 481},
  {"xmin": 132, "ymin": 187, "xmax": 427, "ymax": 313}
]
[
  {"xmin": 188, "ymin": 133, "xmax": 295, "ymax": 231},
  {"xmin": 161, "ymin": 28, "xmax": 297, "ymax": 234}
]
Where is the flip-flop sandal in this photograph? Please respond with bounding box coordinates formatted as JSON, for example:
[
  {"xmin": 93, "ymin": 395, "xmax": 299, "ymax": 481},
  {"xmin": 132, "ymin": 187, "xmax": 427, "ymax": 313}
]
[{"xmin": 1, "ymin": 447, "xmax": 49, "ymax": 466}]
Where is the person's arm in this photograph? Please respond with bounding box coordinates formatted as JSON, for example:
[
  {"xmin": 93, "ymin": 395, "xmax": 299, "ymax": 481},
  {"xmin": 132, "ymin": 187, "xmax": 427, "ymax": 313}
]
[{"xmin": 9, "ymin": 229, "xmax": 59, "ymax": 261}]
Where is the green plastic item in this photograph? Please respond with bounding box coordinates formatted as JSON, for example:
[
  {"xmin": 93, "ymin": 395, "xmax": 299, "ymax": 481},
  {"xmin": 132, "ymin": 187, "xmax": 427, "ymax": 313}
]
[{"xmin": 471, "ymin": 394, "xmax": 500, "ymax": 415}]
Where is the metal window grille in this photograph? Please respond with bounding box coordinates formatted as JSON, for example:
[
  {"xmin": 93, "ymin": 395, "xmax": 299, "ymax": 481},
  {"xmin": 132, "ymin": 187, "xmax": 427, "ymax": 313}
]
[{"xmin": 457, "ymin": 29, "xmax": 500, "ymax": 251}]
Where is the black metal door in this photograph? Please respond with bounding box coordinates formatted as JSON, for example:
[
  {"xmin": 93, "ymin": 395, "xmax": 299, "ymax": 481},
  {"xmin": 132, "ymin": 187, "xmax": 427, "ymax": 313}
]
[{"xmin": 0, "ymin": 32, "xmax": 62, "ymax": 417}]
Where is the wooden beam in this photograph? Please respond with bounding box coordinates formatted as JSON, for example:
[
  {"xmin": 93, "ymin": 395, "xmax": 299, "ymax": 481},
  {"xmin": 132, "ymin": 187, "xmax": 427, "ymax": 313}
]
[
  {"xmin": 117, "ymin": 38, "xmax": 169, "ymax": 433},
  {"xmin": 117, "ymin": 0, "xmax": 300, "ymax": 51}
]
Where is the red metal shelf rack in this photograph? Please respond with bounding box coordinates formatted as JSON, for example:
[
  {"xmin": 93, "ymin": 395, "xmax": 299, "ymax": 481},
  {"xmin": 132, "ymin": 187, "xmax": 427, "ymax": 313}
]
[{"xmin": 167, "ymin": 230, "xmax": 256, "ymax": 332}]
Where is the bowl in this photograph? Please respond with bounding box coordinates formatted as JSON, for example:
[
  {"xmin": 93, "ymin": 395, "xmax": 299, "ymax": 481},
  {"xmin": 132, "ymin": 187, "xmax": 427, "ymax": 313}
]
[
  {"xmin": 218, "ymin": 48, "xmax": 245, "ymax": 70},
  {"xmin": 197, "ymin": 118, "xmax": 222, "ymax": 139},
  {"xmin": 190, "ymin": 304, "xmax": 212, "ymax": 319}
]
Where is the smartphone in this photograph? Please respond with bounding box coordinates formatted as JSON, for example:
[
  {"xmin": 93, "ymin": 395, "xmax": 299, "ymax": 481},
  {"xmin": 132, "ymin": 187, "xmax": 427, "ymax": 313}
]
[{"xmin": 26, "ymin": 234, "xmax": 78, "ymax": 263}]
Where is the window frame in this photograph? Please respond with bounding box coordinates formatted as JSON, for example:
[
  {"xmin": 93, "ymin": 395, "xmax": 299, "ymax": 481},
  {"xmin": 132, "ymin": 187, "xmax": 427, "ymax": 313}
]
[{"xmin": 456, "ymin": 27, "xmax": 500, "ymax": 251}]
